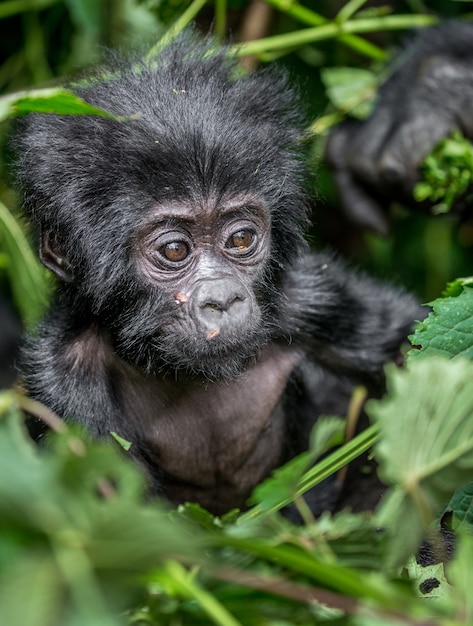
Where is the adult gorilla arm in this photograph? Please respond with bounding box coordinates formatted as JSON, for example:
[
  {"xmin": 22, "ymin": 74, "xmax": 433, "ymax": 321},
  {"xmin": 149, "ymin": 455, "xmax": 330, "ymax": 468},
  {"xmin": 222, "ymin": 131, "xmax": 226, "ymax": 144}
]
[{"xmin": 325, "ymin": 21, "xmax": 473, "ymax": 234}]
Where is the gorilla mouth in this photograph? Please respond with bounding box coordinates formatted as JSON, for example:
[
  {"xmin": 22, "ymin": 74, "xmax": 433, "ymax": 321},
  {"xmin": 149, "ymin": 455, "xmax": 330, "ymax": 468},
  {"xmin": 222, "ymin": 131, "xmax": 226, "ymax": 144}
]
[{"xmin": 152, "ymin": 325, "xmax": 269, "ymax": 381}]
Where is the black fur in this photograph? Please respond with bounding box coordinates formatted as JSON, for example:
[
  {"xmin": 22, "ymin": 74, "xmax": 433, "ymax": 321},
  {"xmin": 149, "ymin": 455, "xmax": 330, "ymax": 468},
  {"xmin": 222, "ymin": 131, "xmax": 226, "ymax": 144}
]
[
  {"xmin": 14, "ymin": 34, "xmax": 420, "ymax": 515},
  {"xmin": 325, "ymin": 20, "xmax": 473, "ymax": 232}
]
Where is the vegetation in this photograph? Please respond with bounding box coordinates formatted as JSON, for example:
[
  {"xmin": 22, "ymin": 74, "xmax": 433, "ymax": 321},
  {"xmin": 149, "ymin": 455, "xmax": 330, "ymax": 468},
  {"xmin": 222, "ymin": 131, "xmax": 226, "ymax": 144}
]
[
  {"xmin": 2, "ymin": 1, "xmax": 473, "ymax": 624},
  {"xmin": 2, "ymin": 282, "xmax": 473, "ymax": 625}
]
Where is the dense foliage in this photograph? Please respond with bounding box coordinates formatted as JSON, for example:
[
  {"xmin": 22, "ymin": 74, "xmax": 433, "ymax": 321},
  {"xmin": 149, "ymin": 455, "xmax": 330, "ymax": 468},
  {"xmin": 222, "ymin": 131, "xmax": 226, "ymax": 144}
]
[
  {"xmin": 2, "ymin": 281, "xmax": 473, "ymax": 625},
  {"xmin": 2, "ymin": 1, "xmax": 473, "ymax": 624}
]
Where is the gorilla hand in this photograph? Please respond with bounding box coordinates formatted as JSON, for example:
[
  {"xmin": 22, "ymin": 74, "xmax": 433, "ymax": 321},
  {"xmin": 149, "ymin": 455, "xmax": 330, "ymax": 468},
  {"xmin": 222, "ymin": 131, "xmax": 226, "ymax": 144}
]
[{"xmin": 325, "ymin": 21, "xmax": 473, "ymax": 234}]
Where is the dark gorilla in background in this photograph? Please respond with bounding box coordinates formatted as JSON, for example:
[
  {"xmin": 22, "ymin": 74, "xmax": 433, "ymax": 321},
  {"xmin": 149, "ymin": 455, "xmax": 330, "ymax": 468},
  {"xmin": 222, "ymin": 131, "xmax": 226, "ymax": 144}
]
[
  {"xmin": 13, "ymin": 33, "xmax": 420, "ymax": 516},
  {"xmin": 326, "ymin": 21, "xmax": 473, "ymax": 234}
]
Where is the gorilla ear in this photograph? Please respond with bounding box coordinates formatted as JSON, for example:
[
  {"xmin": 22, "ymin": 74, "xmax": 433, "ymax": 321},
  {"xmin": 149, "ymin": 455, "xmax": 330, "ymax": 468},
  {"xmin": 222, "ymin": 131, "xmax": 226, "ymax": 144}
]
[{"xmin": 39, "ymin": 229, "xmax": 74, "ymax": 282}]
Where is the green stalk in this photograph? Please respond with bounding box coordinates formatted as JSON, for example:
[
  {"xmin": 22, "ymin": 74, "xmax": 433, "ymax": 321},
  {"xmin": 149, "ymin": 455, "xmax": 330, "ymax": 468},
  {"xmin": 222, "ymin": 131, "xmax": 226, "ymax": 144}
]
[
  {"xmin": 261, "ymin": 0, "xmax": 386, "ymax": 60},
  {"xmin": 262, "ymin": 0, "xmax": 327, "ymax": 26},
  {"xmin": 235, "ymin": 13, "xmax": 438, "ymax": 57},
  {"xmin": 216, "ymin": 537, "xmax": 404, "ymax": 608},
  {"xmin": 241, "ymin": 424, "xmax": 379, "ymax": 520},
  {"xmin": 214, "ymin": 0, "xmax": 227, "ymax": 40},
  {"xmin": 53, "ymin": 541, "xmax": 117, "ymax": 626},
  {"xmin": 0, "ymin": 0, "xmax": 60, "ymax": 20},
  {"xmin": 296, "ymin": 424, "xmax": 379, "ymax": 496},
  {"xmin": 0, "ymin": 200, "xmax": 48, "ymax": 327},
  {"xmin": 336, "ymin": 0, "xmax": 370, "ymax": 22},
  {"xmin": 165, "ymin": 561, "xmax": 243, "ymax": 626},
  {"xmin": 336, "ymin": 33, "xmax": 387, "ymax": 60},
  {"xmin": 147, "ymin": 0, "xmax": 208, "ymax": 59}
]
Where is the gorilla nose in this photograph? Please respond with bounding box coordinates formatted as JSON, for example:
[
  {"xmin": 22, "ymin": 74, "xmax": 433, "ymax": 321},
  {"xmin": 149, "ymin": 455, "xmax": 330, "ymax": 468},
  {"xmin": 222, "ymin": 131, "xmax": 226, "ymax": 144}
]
[{"xmin": 194, "ymin": 280, "xmax": 247, "ymax": 327}]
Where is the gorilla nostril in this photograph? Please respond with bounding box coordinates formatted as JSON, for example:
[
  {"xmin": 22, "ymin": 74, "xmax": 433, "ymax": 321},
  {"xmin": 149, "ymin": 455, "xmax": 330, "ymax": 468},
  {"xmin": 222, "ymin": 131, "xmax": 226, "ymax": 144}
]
[
  {"xmin": 202, "ymin": 295, "xmax": 243, "ymax": 314},
  {"xmin": 204, "ymin": 301, "xmax": 224, "ymax": 313}
]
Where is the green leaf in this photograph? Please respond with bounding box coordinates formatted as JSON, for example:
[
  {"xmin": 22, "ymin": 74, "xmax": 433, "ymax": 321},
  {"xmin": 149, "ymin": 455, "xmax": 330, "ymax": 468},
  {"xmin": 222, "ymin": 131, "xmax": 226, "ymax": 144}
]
[
  {"xmin": 447, "ymin": 533, "xmax": 473, "ymax": 618},
  {"xmin": 414, "ymin": 129, "xmax": 473, "ymax": 212},
  {"xmin": 0, "ymin": 555, "xmax": 64, "ymax": 626},
  {"xmin": 247, "ymin": 417, "xmax": 344, "ymax": 512},
  {"xmin": 217, "ymin": 535, "xmax": 414, "ymax": 610},
  {"xmin": 110, "ymin": 431, "xmax": 132, "ymax": 452},
  {"xmin": 446, "ymin": 482, "xmax": 473, "ymax": 531},
  {"xmin": 442, "ymin": 276, "xmax": 473, "ymax": 297},
  {"xmin": 370, "ymin": 358, "xmax": 473, "ymax": 566},
  {"xmin": 0, "ymin": 396, "xmax": 200, "ymax": 624},
  {"xmin": 409, "ymin": 285, "xmax": 473, "ymax": 361},
  {"xmin": 407, "ymin": 557, "xmax": 451, "ymax": 600},
  {"xmin": 321, "ymin": 66, "xmax": 378, "ymax": 119},
  {"xmin": 0, "ymin": 88, "xmax": 122, "ymax": 122},
  {"xmin": 0, "ymin": 201, "xmax": 49, "ymax": 327},
  {"xmin": 176, "ymin": 502, "xmax": 226, "ymax": 532}
]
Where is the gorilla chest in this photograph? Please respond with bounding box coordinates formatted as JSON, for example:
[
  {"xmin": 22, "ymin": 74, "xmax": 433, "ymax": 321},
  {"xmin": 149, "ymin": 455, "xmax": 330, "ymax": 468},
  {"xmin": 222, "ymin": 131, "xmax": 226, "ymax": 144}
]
[{"xmin": 123, "ymin": 346, "xmax": 301, "ymax": 512}]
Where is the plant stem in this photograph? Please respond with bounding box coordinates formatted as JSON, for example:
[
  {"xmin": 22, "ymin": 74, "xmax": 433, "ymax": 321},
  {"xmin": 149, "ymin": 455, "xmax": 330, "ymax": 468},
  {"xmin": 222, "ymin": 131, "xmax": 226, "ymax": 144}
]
[
  {"xmin": 165, "ymin": 561, "xmax": 243, "ymax": 626},
  {"xmin": 0, "ymin": 0, "xmax": 60, "ymax": 20},
  {"xmin": 147, "ymin": 0, "xmax": 208, "ymax": 59},
  {"xmin": 214, "ymin": 0, "xmax": 227, "ymax": 40},
  {"xmin": 241, "ymin": 424, "xmax": 380, "ymax": 520},
  {"xmin": 336, "ymin": 0, "xmax": 369, "ymax": 22},
  {"xmin": 53, "ymin": 540, "xmax": 117, "ymax": 626},
  {"xmin": 16, "ymin": 394, "xmax": 67, "ymax": 433},
  {"xmin": 235, "ymin": 13, "xmax": 437, "ymax": 57},
  {"xmin": 263, "ymin": 0, "xmax": 386, "ymax": 60}
]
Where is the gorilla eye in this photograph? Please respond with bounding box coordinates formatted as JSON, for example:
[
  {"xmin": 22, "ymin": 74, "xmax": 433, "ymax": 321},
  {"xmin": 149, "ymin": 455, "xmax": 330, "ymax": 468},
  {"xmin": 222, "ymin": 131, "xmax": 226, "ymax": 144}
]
[
  {"xmin": 226, "ymin": 230, "xmax": 254, "ymax": 252},
  {"xmin": 162, "ymin": 241, "xmax": 189, "ymax": 262}
]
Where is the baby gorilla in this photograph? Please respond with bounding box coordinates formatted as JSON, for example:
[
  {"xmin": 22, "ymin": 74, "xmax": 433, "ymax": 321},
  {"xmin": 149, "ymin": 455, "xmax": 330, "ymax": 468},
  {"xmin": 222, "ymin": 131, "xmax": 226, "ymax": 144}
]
[{"xmin": 14, "ymin": 34, "xmax": 420, "ymax": 515}]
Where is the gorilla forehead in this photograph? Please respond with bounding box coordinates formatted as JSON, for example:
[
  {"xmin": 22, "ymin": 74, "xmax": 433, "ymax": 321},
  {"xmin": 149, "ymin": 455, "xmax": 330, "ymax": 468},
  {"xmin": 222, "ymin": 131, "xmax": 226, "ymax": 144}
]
[
  {"xmin": 63, "ymin": 38, "xmax": 304, "ymax": 195},
  {"xmin": 72, "ymin": 89, "xmax": 300, "ymax": 204},
  {"xmin": 14, "ymin": 34, "xmax": 310, "ymax": 275}
]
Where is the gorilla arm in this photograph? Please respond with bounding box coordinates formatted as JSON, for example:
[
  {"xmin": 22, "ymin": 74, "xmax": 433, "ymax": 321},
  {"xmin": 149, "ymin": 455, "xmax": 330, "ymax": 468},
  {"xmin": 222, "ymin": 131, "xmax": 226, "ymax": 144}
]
[
  {"xmin": 280, "ymin": 252, "xmax": 423, "ymax": 385},
  {"xmin": 325, "ymin": 21, "xmax": 473, "ymax": 232}
]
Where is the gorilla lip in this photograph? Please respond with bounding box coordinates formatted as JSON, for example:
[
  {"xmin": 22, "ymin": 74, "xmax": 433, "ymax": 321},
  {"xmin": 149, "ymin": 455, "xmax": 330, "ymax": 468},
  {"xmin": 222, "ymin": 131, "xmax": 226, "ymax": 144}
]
[{"xmin": 206, "ymin": 328, "xmax": 220, "ymax": 340}]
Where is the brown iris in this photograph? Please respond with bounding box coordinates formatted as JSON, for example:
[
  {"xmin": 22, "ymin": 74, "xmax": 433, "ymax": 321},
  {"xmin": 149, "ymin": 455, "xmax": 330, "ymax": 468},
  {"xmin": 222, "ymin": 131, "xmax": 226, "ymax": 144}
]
[
  {"xmin": 163, "ymin": 241, "xmax": 189, "ymax": 262},
  {"xmin": 227, "ymin": 230, "xmax": 254, "ymax": 251}
]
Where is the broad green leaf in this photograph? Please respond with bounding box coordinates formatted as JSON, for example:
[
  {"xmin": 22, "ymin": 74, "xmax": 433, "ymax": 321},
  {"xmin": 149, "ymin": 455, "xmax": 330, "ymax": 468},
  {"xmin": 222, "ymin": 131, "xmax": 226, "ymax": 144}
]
[
  {"xmin": 0, "ymin": 201, "xmax": 49, "ymax": 327},
  {"xmin": 371, "ymin": 358, "xmax": 473, "ymax": 566},
  {"xmin": 409, "ymin": 284, "xmax": 473, "ymax": 361},
  {"xmin": 446, "ymin": 482, "xmax": 473, "ymax": 531},
  {"xmin": 0, "ymin": 88, "xmax": 121, "ymax": 122},
  {"xmin": 447, "ymin": 533, "xmax": 473, "ymax": 620},
  {"xmin": 407, "ymin": 558, "xmax": 451, "ymax": 600},
  {"xmin": 176, "ymin": 502, "xmax": 226, "ymax": 532},
  {"xmin": 321, "ymin": 67, "xmax": 378, "ymax": 119},
  {"xmin": 0, "ymin": 396, "xmax": 199, "ymax": 624},
  {"xmin": 0, "ymin": 555, "xmax": 64, "ymax": 626}
]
